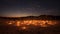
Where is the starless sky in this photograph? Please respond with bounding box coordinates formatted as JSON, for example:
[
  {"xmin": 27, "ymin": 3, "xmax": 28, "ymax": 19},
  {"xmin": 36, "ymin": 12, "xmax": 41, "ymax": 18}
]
[{"xmin": 0, "ymin": 0, "xmax": 60, "ymax": 17}]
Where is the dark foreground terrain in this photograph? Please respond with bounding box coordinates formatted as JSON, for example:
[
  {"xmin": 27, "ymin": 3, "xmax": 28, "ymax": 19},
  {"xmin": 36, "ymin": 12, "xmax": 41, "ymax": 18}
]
[{"xmin": 0, "ymin": 24, "xmax": 60, "ymax": 34}]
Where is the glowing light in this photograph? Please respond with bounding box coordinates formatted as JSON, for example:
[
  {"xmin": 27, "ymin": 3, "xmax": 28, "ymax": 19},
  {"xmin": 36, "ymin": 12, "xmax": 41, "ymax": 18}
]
[
  {"xmin": 8, "ymin": 22, "xmax": 12, "ymax": 24},
  {"xmin": 48, "ymin": 21, "xmax": 57, "ymax": 25},
  {"xmin": 21, "ymin": 23, "xmax": 24, "ymax": 24},
  {"xmin": 16, "ymin": 21, "xmax": 20, "ymax": 26},
  {"xmin": 6, "ymin": 20, "xmax": 57, "ymax": 27},
  {"xmin": 23, "ymin": 20, "xmax": 32, "ymax": 25},
  {"xmin": 23, "ymin": 20, "xmax": 29, "ymax": 25},
  {"xmin": 40, "ymin": 22, "xmax": 47, "ymax": 27},
  {"xmin": 21, "ymin": 26, "xmax": 27, "ymax": 30}
]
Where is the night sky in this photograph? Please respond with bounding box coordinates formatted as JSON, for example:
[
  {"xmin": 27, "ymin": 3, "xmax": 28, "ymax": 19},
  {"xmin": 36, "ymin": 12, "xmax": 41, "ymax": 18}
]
[{"xmin": 0, "ymin": 0, "xmax": 60, "ymax": 17}]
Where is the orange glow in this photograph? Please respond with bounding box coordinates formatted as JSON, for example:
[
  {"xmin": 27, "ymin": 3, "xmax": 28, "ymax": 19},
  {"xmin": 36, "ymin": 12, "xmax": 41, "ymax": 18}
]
[
  {"xmin": 7, "ymin": 21, "xmax": 13, "ymax": 25},
  {"xmin": 48, "ymin": 21, "xmax": 57, "ymax": 25},
  {"xmin": 21, "ymin": 26, "xmax": 27, "ymax": 30},
  {"xmin": 23, "ymin": 20, "xmax": 32, "ymax": 25},
  {"xmin": 21, "ymin": 23, "xmax": 24, "ymax": 24},
  {"xmin": 40, "ymin": 24, "xmax": 47, "ymax": 27},
  {"xmin": 8, "ymin": 22, "xmax": 12, "ymax": 24},
  {"xmin": 16, "ymin": 21, "xmax": 20, "ymax": 26},
  {"xmin": 6, "ymin": 20, "xmax": 57, "ymax": 27}
]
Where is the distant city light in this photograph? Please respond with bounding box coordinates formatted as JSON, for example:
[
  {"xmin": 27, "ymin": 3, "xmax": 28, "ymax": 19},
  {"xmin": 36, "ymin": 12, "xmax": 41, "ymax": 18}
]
[
  {"xmin": 21, "ymin": 26, "xmax": 27, "ymax": 30},
  {"xmin": 16, "ymin": 21, "xmax": 20, "ymax": 26},
  {"xmin": 6, "ymin": 20, "xmax": 57, "ymax": 27},
  {"xmin": 8, "ymin": 22, "xmax": 12, "ymax": 25}
]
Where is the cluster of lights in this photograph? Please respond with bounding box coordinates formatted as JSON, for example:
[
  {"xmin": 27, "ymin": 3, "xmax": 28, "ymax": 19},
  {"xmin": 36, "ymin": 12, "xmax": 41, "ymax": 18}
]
[
  {"xmin": 7, "ymin": 20, "xmax": 57, "ymax": 27},
  {"xmin": 6, "ymin": 20, "xmax": 57, "ymax": 30}
]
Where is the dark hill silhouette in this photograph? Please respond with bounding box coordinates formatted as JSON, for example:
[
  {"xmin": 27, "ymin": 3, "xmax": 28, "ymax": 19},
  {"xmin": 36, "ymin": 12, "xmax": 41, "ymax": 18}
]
[{"xmin": 0, "ymin": 15, "xmax": 60, "ymax": 20}]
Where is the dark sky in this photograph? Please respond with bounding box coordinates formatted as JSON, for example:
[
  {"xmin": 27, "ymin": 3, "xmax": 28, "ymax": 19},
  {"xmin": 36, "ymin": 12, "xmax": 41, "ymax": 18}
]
[{"xmin": 0, "ymin": 0, "xmax": 60, "ymax": 17}]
